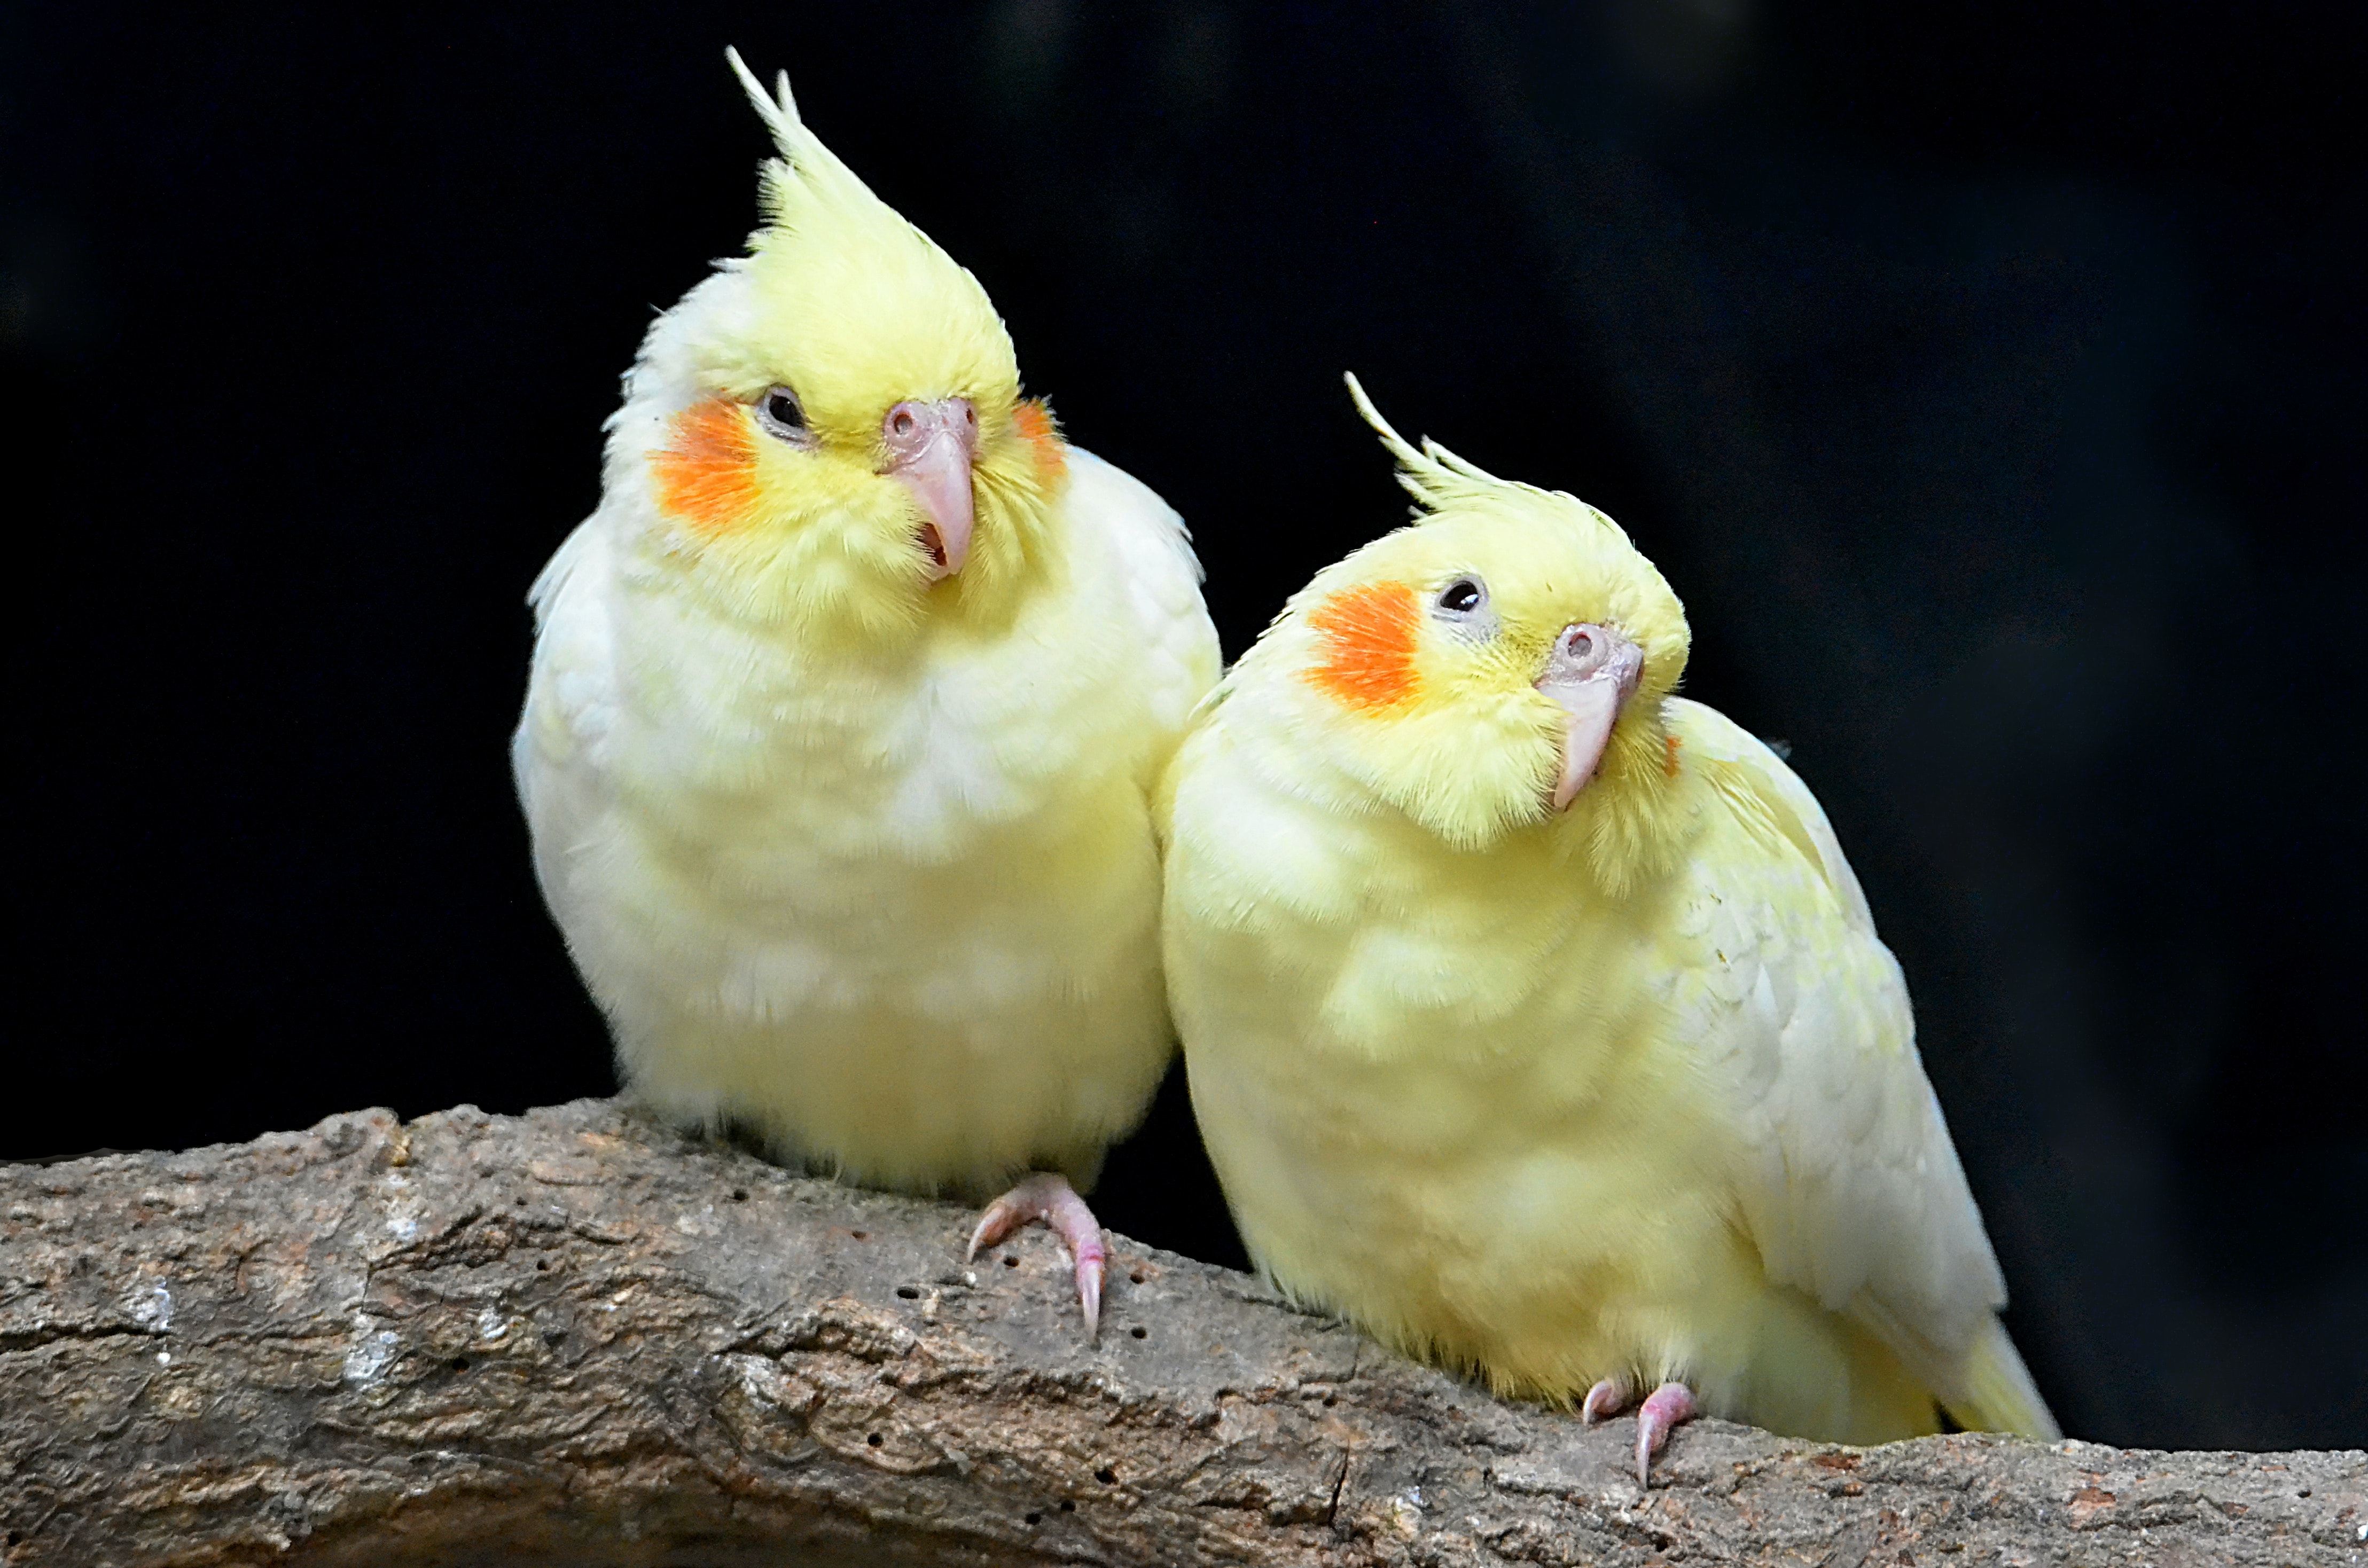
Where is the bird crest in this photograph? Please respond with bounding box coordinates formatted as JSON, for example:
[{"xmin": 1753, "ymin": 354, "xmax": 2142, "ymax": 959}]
[
  {"xmin": 1344, "ymin": 372, "xmax": 1635, "ymax": 550},
  {"xmin": 718, "ymin": 48, "xmax": 1019, "ymax": 458},
  {"xmin": 725, "ymin": 49, "xmax": 903, "ymax": 253}
]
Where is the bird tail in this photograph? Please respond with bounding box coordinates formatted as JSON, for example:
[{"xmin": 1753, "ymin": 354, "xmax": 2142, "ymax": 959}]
[{"xmin": 1942, "ymin": 1318, "xmax": 2061, "ymax": 1440}]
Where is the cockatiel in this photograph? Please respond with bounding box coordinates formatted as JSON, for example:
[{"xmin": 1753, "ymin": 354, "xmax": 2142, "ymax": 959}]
[
  {"xmin": 514, "ymin": 51, "xmax": 1220, "ymax": 1333},
  {"xmin": 1162, "ymin": 377, "xmax": 2056, "ymax": 1475}
]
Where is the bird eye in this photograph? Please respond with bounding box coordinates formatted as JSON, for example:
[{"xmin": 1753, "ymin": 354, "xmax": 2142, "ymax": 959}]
[
  {"xmin": 1436, "ymin": 576, "xmax": 1486, "ymax": 615},
  {"xmin": 754, "ymin": 384, "xmax": 810, "ymax": 443}
]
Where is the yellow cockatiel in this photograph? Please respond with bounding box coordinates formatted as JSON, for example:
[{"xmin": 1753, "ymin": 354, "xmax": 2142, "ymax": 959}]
[
  {"xmin": 514, "ymin": 52, "xmax": 1220, "ymax": 1332},
  {"xmin": 1163, "ymin": 378, "xmax": 2056, "ymax": 1473}
]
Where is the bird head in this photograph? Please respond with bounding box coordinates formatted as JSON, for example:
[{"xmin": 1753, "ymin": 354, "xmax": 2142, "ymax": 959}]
[
  {"xmin": 1230, "ymin": 377, "xmax": 1691, "ymax": 877},
  {"xmin": 614, "ymin": 50, "xmax": 1069, "ymax": 645}
]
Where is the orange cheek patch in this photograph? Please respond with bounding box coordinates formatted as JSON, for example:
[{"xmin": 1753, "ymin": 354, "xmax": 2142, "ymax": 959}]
[
  {"xmin": 1664, "ymin": 732, "xmax": 1684, "ymax": 778},
  {"xmin": 1013, "ymin": 398, "xmax": 1067, "ymax": 483},
  {"xmin": 1305, "ymin": 581, "xmax": 1421, "ymax": 712},
  {"xmin": 650, "ymin": 398, "xmax": 761, "ymax": 532}
]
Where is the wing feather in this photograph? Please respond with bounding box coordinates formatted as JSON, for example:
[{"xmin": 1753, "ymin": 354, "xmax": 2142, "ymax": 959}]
[
  {"xmin": 1059, "ymin": 448, "xmax": 1223, "ymax": 747},
  {"xmin": 1663, "ymin": 698, "xmax": 2050, "ymax": 1431},
  {"xmin": 512, "ymin": 519, "xmax": 622, "ymax": 910}
]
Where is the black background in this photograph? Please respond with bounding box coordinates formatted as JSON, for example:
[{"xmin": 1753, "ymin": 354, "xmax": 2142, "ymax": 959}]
[{"xmin": 7, "ymin": 2, "xmax": 2363, "ymax": 1451}]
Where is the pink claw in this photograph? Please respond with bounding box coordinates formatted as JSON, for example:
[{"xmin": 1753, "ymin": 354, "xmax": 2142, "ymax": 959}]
[
  {"xmin": 1634, "ymin": 1382, "xmax": 1699, "ymax": 1484},
  {"xmin": 966, "ymin": 1173, "xmax": 1107, "ymax": 1339},
  {"xmin": 1582, "ymin": 1377, "xmax": 1634, "ymax": 1426}
]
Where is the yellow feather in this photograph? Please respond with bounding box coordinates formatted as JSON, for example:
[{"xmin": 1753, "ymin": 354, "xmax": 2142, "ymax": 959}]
[
  {"xmin": 1165, "ymin": 384, "xmax": 2057, "ymax": 1446},
  {"xmin": 517, "ymin": 56, "xmax": 1222, "ymax": 1214},
  {"xmin": 1950, "ymin": 1319, "xmax": 2062, "ymax": 1440},
  {"xmin": 647, "ymin": 51, "xmax": 1059, "ymax": 648}
]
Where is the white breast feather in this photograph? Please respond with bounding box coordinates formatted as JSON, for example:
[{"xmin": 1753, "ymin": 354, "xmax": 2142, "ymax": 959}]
[
  {"xmin": 512, "ymin": 441, "xmax": 1218, "ymax": 1193},
  {"xmin": 1063, "ymin": 447, "xmax": 1224, "ymax": 743}
]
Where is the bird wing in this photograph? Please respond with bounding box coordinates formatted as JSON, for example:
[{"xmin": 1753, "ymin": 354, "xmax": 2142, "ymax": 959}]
[
  {"xmin": 1661, "ymin": 697, "xmax": 2047, "ymax": 1430},
  {"xmin": 1061, "ymin": 447, "xmax": 1223, "ymax": 753},
  {"xmin": 511, "ymin": 518, "xmax": 622, "ymax": 910}
]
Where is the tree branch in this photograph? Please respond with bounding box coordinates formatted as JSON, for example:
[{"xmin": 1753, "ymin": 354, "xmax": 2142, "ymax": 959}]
[{"xmin": 2, "ymin": 1100, "xmax": 2358, "ymax": 1565}]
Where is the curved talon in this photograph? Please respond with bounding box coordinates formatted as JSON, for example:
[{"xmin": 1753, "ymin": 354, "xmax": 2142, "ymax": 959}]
[
  {"xmin": 1582, "ymin": 1376, "xmax": 1633, "ymax": 1426},
  {"xmin": 1634, "ymin": 1382, "xmax": 1699, "ymax": 1485},
  {"xmin": 1076, "ymin": 1248, "xmax": 1104, "ymax": 1340},
  {"xmin": 965, "ymin": 1172, "xmax": 1108, "ymax": 1340},
  {"xmin": 964, "ymin": 1202, "xmax": 1014, "ymax": 1263}
]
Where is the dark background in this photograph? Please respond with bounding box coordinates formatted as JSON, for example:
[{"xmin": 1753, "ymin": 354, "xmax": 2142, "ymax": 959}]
[{"xmin": 7, "ymin": 1, "xmax": 2362, "ymax": 1451}]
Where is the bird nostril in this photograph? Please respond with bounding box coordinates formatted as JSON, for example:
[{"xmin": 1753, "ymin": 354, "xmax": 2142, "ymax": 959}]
[
  {"xmin": 1568, "ymin": 630, "xmax": 1592, "ymax": 656},
  {"xmin": 891, "ymin": 411, "xmax": 916, "ymax": 437}
]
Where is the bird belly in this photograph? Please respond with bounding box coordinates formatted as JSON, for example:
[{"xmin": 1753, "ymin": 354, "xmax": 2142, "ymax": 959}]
[
  {"xmin": 1189, "ymin": 968, "xmax": 1740, "ymax": 1391},
  {"xmin": 547, "ymin": 690, "xmax": 1173, "ymax": 1197},
  {"xmin": 1170, "ymin": 791, "xmax": 1938, "ymax": 1441}
]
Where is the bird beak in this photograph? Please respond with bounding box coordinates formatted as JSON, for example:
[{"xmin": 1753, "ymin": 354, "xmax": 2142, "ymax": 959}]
[
  {"xmin": 1536, "ymin": 623, "xmax": 1644, "ymax": 810},
  {"xmin": 881, "ymin": 397, "xmax": 980, "ymax": 581}
]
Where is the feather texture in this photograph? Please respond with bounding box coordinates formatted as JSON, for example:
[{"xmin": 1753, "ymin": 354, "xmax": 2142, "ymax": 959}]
[
  {"xmin": 1163, "ymin": 388, "xmax": 2054, "ymax": 1444},
  {"xmin": 521, "ymin": 446, "xmax": 1216, "ymax": 1194},
  {"xmin": 515, "ymin": 56, "xmax": 1220, "ymax": 1199}
]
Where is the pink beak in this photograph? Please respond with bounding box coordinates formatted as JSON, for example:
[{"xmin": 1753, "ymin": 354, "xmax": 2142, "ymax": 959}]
[
  {"xmin": 881, "ymin": 397, "xmax": 980, "ymax": 581},
  {"xmin": 1536, "ymin": 623, "xmax": 1644, "ymax": 810}
]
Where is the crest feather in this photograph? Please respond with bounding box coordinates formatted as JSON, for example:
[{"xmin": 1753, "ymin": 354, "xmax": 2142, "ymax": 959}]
[
  {"xmin": 725, "ymin": 46, "xmax": 803, "ymax": 145},
  {"xmin": 722, "ymin": 46, "xmax": 891, "ymax": 236},
  {"xmin": 1342, "ymin": 372, "xmax": 1630, "ymax": 543}
]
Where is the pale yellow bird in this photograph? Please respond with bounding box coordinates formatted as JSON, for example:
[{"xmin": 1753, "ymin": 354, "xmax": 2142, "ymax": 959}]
[
  {"xmin": 513, "ymin": 52, "xmax": 1220, "ymax": 1332},
  {"xmin": 1162, "ymin": 377, "xmax": 2056, "ymax": 1474}
]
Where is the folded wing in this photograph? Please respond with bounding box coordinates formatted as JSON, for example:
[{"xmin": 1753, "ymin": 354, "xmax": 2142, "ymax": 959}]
[{"xmin": 1664, "ymin": 697, "xmax": 2056, "ymax": 1437}]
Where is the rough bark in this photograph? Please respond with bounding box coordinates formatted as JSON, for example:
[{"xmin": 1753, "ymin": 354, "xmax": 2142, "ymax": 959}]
[{"xmin": 1, "ymin": 1100, "xmax": 2357, "ymax": 1566}]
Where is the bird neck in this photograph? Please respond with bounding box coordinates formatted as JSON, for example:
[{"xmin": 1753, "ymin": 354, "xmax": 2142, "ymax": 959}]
[{"xmin": 1554, "ymin": 697, "xmax": 1696, "ymax": 899}]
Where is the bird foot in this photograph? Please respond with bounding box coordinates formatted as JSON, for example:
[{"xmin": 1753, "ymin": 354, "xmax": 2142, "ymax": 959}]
[
  {"xmin": 1580, "ymin": 1377, "xmax": 1698, "ymax": 1483},
  {"xmin": 966, "ymin": 1172, "xmax": 1106, "ymax": 1339},
  {"xmin": 1582, "ymin": 1376, "xmax": 1633, "ymax": 1426},
  {"xmin": 1634, "ymin": 1382, "xmax": 1698, "ymax": 1484}
]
